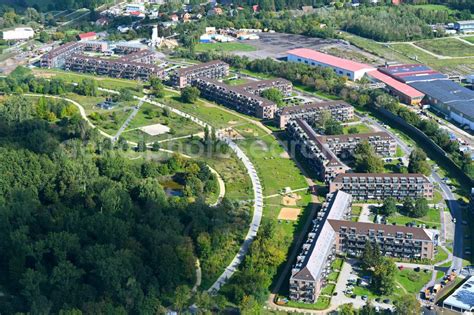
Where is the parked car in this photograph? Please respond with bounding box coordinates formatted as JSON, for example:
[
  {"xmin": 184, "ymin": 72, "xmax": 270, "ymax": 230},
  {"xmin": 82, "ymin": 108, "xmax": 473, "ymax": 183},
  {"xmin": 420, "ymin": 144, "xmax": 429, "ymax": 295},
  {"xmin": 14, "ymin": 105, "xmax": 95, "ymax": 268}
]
[
  {"xmin": 351, "ymin": 294, "xmax": 357, "ymax": 299},
  {"xmin": 383, "ymin": 299, "xmax": 391, "ymax": 304}
]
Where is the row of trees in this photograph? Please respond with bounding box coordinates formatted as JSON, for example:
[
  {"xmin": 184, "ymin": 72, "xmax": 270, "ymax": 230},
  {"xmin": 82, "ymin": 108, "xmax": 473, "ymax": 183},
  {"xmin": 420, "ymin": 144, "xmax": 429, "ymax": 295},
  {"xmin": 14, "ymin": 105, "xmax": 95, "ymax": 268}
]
[{"xmin": 375, "ymin": 92, "xmax": 473, "ymax": 179}]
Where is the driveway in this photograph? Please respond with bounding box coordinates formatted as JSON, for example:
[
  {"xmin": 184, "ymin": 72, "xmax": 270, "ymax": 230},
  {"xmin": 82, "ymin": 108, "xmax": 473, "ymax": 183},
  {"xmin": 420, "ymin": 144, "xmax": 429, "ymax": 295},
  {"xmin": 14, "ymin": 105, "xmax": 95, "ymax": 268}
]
[{"xmin": 333, "ymin": 259, "xmax": 394, "ymax": 311}]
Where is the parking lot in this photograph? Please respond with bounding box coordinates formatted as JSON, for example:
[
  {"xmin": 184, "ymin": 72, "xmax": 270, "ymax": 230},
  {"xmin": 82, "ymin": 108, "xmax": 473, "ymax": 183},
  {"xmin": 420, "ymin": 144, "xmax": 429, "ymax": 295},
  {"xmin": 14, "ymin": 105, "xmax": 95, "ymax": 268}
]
[{"xmin": 236, "ymin": 32, "xmax": 338, "ymax": 59}]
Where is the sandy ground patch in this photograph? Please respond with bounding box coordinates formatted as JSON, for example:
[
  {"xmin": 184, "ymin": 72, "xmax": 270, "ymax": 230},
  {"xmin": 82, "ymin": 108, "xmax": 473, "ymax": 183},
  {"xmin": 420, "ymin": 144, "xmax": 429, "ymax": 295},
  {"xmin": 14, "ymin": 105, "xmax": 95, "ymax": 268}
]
[
  {"xmin": 228, "ymin": 120, "xmax": 239, "ymax": 125},
  {"xmin": 140, "ymin": 124, "xmax": 170, "ymax": 136},
  {"xmin": 280, "ymin": 151, "xmax": 290, "ymax": 159},
  {"xmin": 221, "ymin": 127, "xmax": 244, "ymax": 140},
  {"xmin": 278, "ymin": 207, "xmax": 301, "ymax": 221},
  {"xmin": 282, "ymin": 193, "xmax": 301, "ymax": 206}
]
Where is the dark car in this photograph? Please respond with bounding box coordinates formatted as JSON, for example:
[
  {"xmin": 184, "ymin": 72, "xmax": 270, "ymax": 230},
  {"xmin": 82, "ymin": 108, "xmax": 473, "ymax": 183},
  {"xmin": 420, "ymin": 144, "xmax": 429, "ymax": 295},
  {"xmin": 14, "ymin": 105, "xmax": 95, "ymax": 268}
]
[
  {"xmin": 375, "ymin": 298, "xmax": 381, "ymax": 302},
  {"xmin": 383, "ymin": 299, "xmax": 391, "ymax": 304},
  {"xmin": 351, "ymin": 294, "xmax": 357, "ymax": 299},
  {"xmin": 333, "ymin": 292, "xmax": 338, "ymax": 296},
  {"xmin": 414, "ymin": 267, "xmax": 420, "ymax": 272}
]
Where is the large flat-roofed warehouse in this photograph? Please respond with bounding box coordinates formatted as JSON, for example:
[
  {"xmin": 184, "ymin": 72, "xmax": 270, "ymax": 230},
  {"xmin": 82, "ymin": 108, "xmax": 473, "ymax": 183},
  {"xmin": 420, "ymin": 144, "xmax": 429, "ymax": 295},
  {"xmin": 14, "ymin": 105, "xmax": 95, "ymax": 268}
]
[
  {"xmin": 287, "ymin": 48, "xmax": 376, "ymax": 81},
  {"xmin": 289, "ymin": 191, "xmax": 352, "ymax": 303},
  {"xmin": 329, "ymin": 173, "xmax": 433, "ymax": 200},
  {"xmin": 442, "ymin": 276, "xmax": 474, "ymax": 312},
  {"xmin": 276, "ymin": 101, "xmax": 354, "ymax": 129},
  {"xmin": 171, "ymin": 60, "xmax": 229, "ymax": 88},
  {"xmin": 328, "ymin": 220, "xmax": 438, "ymax": 260},
  {"xmin": 409, "ymin": 79, "xmax": 474, "ymax": 131},
  {"xmin": 366, "ymin": 70, "xmax": 425, "ymax": 105},
  {"xmin": 2, "ymin": 27, "xmax": 35, "ymax": 41},
  {"xmin": 378, "ymin": 64, "xmax": 448, "ymax": 83},
  {"xmin": 192, "ymin": 78, "xmax": 277, "ymax": 119}
]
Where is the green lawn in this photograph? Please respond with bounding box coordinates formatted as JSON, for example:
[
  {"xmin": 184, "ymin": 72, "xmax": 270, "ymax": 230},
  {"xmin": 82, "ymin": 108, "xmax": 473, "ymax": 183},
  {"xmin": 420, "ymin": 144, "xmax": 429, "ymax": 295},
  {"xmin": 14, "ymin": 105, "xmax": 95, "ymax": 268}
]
[
  {"xmin": 223, "ymin": 78, "xmax": 249, "ymax": 86},
  {"xmin": 235, "ymin": 129, "xmax": 308, "ymax": 196},
  {"xmin": 413, "ymin": 4, "xmax": 456, "ymax": 12},
  {"xmin": 386, "ymin": 208, "xmax": 441, "ymax": 229},
  {"xmin": 286, "ymin": 296, "xmax": 330, "ymax": 310},
  {"xmin": 465, "ymin": 36, "xmax": 474, "ymax": 44},
  {"xmin": 341, "ymin": 31, "xmax": 474, "ymax": 75},
  {"xmin": 195, "ymin": 42, "xmax": 257, "ymax": 52},
  {"xmin": 332, "ymin": 258, "xmax": 344, "ymax": 270},
  {"xmin": 321, "ymin": 283, "xmax": 336, "ymax": 296},
  {"xmin": 396, "ymin": 269, "xmax": 432, "ymax": 294},
  {"xmin": 327, "ymin": 271, "xmax": 340, "ymax": 282},
  {"xmin": 434, "ymin": 247, "xmax": 450, "ymax": 264},
  {"xmin": 33, "ymin": 68, "xmax": 144, "ymax": 91},
  {"xmin": 342, "ymin": 123, "xmax": 373, "ymax": 134},
  {"xmin": 352, "ymin": 268, "xmax": 431, "ymax": 300},
  {"xmin": 351, "ymin": 206, "xmax": 362, "ymax": 222},
  {"xmin": 121, "ymin": 103, "xmax": 203, "ymax": 142},
  {"xmin": 159, "ymin": 91, "xmax": 249, "ymax": 128},
  {"xmin": 414, "ymin": 38, "xmax": 474, "ymax": 57}
]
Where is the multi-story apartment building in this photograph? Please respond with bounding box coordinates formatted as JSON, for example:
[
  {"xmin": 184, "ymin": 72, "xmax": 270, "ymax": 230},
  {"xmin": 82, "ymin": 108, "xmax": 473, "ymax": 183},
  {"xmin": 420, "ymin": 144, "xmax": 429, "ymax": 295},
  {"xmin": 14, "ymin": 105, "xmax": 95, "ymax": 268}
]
[
  {"xmin": 40, "ymin": 42, "xmax": 84, "ymax": 68},
  {"xmin": 329, "ymin": 173, "xmax": 434, "ymax": 200},
  {"xmin": 287, "ymin": 118, "xmax": 349, "ymax": 183},
  {"xmin": 328, "ymin": 220, "xmax": 438, "ymax": 260},
  {"xmin": 193, "ymin": 78, "xmax": 278, "ymax": 119},
  {"xmin": 238, "ymin": 78, "xmax": 293, "ymax": 96},
  {"xmin": 290, "ymin": 191, "xmax": 352, "ymax": 303},
  {"xmin": 119, "ymin": 49, "xmax": 159, "ymax": 64},
  {"xmin": 65, "ymin": 54, "xmax": 165, "ymax": 80},
  {"xmin": 276, "ymin": 101, "xmax": 354, "ymax": 129},
  {"xmin": 318, "ymin": 132, "xmax": 397, "ymax": 158},
  {"xmin": 171, "ymin": 60, "xmax": 230, "ymax": 88}
]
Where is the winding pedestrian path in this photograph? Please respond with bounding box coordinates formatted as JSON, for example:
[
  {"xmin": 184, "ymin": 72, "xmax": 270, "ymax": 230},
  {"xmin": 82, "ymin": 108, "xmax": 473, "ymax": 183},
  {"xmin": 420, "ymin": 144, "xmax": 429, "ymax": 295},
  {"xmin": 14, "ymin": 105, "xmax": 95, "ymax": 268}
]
[{"xmin": 135, "ymin": 96, "xmax": 264, "ymax": 293}]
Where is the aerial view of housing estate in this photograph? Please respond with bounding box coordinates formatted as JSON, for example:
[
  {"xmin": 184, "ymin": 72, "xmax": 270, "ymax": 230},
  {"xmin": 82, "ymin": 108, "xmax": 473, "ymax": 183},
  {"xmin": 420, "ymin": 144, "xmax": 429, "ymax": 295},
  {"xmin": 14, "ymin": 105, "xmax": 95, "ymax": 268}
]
[{"xmin": 1, "ymin": 0, "xmax": 474, "ymax": 314}]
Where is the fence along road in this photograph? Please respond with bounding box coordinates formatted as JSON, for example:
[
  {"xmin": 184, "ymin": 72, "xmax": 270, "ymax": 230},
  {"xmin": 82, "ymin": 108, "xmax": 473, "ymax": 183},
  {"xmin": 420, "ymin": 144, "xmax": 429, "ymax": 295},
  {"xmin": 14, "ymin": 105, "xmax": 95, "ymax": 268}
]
[{"xmin": 136, "ymin": 96, "xmax": 264, "ymax": 293}]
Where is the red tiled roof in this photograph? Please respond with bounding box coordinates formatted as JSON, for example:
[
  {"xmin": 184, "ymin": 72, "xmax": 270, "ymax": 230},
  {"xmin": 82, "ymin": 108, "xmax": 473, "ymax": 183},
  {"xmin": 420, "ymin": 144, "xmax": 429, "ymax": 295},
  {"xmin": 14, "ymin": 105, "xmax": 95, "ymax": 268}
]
[
  {"xmin": 367, "ymin": 70, "xmax": 425, "ymax": 99},
  {"xmin": 287, "ymin": 48, "xmax": 375, "ymax": 72},
  {"xmin": 78, "ymin": 32, "xmax": 96, "ymax": 39}
]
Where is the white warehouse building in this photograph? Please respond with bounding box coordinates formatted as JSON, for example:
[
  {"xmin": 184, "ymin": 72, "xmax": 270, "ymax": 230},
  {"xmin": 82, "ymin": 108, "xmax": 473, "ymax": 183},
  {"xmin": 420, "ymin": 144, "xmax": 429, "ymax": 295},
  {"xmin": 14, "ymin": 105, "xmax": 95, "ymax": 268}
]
[
  {"xmin": 2, "ymin": 27, "xmax": 35, "ymax": 41},
  {"xmin": 287, "ymin": 48, "xmax": 376, "ymax": 81}
]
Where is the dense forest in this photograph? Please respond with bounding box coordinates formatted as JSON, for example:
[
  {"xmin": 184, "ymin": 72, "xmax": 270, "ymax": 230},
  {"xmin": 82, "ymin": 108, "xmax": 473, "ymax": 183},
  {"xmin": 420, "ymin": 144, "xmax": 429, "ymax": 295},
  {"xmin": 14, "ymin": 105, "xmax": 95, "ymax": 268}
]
[{"xmin": 0, "ymin": 67, "xmax": 252, "ymax": 313}]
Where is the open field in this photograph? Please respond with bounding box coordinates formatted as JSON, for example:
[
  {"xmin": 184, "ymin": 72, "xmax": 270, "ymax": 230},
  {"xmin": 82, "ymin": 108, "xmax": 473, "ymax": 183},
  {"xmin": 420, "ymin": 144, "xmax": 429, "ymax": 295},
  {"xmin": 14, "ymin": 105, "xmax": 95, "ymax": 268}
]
[
  {"xmin": 465, "ymin": 37, "xmax": 474, "ymax": 44},
  {"xmin": 33, "ymin": 69, "xmax": 144, "ymax": 91},
  {"xmin": 121, "ymin": 103, "xmax": 203, "ymax": 142},
  {"xmin": 415, "ymin": 39, "xmax": 474, "ymax": 57},
  {"xmin": 195, "ymin": 42, "xmax": 257, "ymax": 52},
  {"xmin": 341, "ymin": 32, "xmax": 474, "ymax": 75},
  {"xmin": 159, "ymin": 91, "xmax": 249, "ymax": 128},
  {"xmin": 342, "ymin": 123, "xmax": 373, "ymax": 134}
]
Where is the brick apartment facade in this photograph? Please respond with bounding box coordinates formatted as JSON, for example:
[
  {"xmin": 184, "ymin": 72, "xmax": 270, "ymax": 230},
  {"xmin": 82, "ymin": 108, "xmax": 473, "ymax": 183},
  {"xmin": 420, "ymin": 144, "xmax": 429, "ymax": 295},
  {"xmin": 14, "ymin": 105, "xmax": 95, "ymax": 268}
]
[
  {"xmin": 318, "ymin": 132, "xmax": 397, "ymax": 158},
  {"xmin": 65, "ymin": 54, "xmax": 164, "ymax": 81},
  {"xmin": 276, "ymin": 101, "xmax": 354, "ymax": 129},
  {"xmin": 328, "ymin": 220, "xmax": 437, "ymax": 260},
  {"xmin": 287, "ymin": 118, "xmax": 348, "ymax": 183},
  {"xmin": 171, "ymin": 60, "xmax": 229, "ymax": 88},
  {"xmin": 193, "ymin": 78, "xmax": 278, "ymax": 119},
  {"xmin": 329, "ymin": 173, "xmax": 434, "ymax": 200},
  {"xmin": 41, "ymin": 41, "xmax": 163, "ymax": 80},
  {"xmin": 290, "ymin": 191, "xmax": 352, "ymax": 303}
]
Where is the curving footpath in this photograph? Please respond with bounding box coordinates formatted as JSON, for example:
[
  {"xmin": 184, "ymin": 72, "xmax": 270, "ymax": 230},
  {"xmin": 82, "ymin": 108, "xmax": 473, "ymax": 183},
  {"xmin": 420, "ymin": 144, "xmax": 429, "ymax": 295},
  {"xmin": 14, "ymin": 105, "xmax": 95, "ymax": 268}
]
[
  {"xmin": 26, "ymin": 92, "xmax": 263, "ymax": 293},
  {"xmin": 136, "ymin": 96, "xmax": 264, "ymax": 292}
]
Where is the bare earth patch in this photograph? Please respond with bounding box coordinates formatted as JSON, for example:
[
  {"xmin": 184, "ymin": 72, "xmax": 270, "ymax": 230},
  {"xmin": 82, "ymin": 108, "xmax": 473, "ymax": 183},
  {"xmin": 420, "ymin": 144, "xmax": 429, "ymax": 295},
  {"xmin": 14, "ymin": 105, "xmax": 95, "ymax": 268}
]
[
  {"xmin": 140, "ymin": 124, "xmax": 170, "ymax": 136},
  {"xmin": 221, "ymin": 127, "xmax": 244, "ymax": 140},
  {"xmin": 282, "ymin": 193, "xmax": 301, "ymax": 206},
  {"xmin": 278, "ymin": 207, "xmax": 301, "ymax": 221}
]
